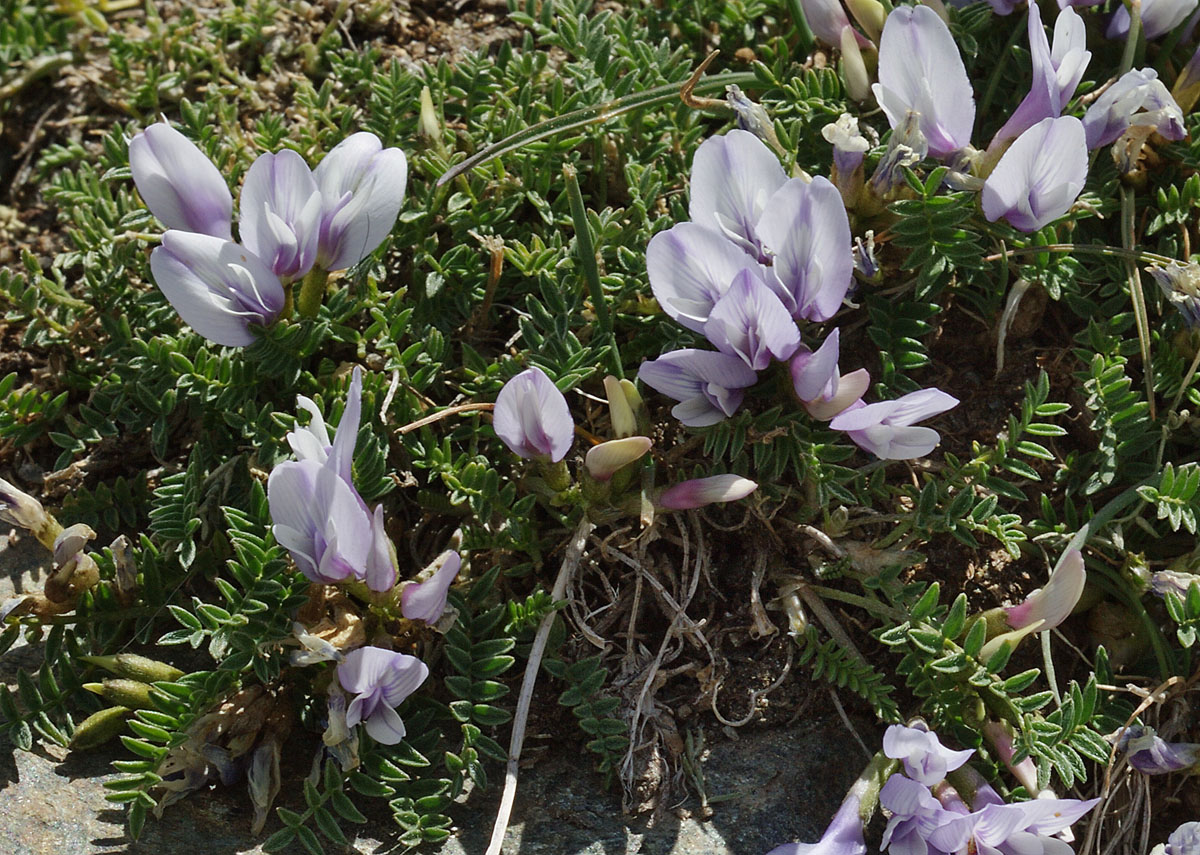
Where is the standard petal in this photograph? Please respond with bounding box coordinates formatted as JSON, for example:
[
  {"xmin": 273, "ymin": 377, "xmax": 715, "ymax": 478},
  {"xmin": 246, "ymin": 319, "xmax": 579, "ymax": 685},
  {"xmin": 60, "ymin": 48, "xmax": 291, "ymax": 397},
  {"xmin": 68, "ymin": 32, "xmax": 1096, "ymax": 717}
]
[
  {"xmin": 377, "ymin": 655, "xmax": 430, "ymax": 707},
  {"xmin": 239, "ymin": 150, "xmax": 320, "ymax": 280},
  {"xmin": 337, "ymin": 646, "xmax": 398, "ymax": 694},
  {"xmin": 876, "ymin": 5, "xmax": 975, "ymax": 158},
  {"xmin": 646, "ymin": 223, "xmax": 761, "ymax": 332},
  {"xmin": 493, "ymin": 367, "xmax": 574, "ymax": 461},
  {"xmin": 789, "ymin": 333, "xmax": 840, "ymax": 403},
  {"xmin": 983, "ymin": 117, "xmax": 1086, "ymax": 232},
  {"xmin": 757, "ymin": 177, "xmax": 854, "ymax": 321},
  {"xmin": 315, "ymin": 135, "xmax": 408, "ymax": 270},
  {"xmin": 365, "ymin": 504, "xmax": 398, "ymax": 593},
  {"xmin": 129, "ymin": 123, "xmax": 233, "ymax": 239},
  {"xmin": 329, "ymin": 366, "xmax": 364, "ymax": 486},
  {"xmin": 879, "ymin": 388, "xmax": 961, "ymax": 426},
  {"xmin": 688, "ymin": 130, "xmax": 788, "ymax": 257}
]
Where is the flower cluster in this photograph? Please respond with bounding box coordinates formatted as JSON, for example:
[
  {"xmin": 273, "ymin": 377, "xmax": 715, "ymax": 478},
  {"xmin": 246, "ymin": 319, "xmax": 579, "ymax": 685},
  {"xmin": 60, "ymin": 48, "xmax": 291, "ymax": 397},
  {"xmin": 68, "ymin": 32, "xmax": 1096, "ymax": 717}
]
[
  {"xmin": 638, "ymin": 128, "xmax": 958, "ymax": 459},
  {"xmin": 129, "ymin": 122, "xmax": 407, "ymax": 346},
  {"xmin": 879, "ymin": 724, "xmax": 1098, "ymax": 855},
  {"xmin": 268, "ymin": 369, "xmax": 460, "ymax": 744}
]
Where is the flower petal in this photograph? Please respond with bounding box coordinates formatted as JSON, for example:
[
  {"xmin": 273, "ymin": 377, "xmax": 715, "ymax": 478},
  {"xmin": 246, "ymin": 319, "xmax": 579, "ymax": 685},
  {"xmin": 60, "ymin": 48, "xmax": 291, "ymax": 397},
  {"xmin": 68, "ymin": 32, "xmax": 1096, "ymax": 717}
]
[{"xmin": 688, "ymin": 130, "xmax": 787, "ymax": 257}]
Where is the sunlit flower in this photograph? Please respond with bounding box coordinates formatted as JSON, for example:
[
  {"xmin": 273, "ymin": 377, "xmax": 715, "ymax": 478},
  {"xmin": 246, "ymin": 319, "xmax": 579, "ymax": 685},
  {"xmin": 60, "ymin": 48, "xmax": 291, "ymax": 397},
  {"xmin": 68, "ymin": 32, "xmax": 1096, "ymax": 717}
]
[
  {"xmin": 637, "ymin": 349, "xmax": 758, "ymax": 427},
  {"xmin": 789, "ymin": 329, "xmax": 870, "ymax": 421},
  {"xmin": 337, "ymin": 646, "xmax": 429, "ymax": 744},
  {"xmin": 982, "ymin": 116, "xmax": 1087, "ymax": 234},
  {"xmin": 313, "ymin": 132, "xmax": 408, "ymax": 271},
  {"xmin": 238, "ymin": 150, "xmax": 322, "ymax": 281},
  {"xmin": 492, "ymin": 367, "xmax": 575, "ymax": 462},
  {"xmin": 883, "ymin": 722, "xmax": 974, "ymax": 786},
  {"xmin": 129, "ymin": 121, "xmax": 233, "ymax": 239},
  {"xmin": 829, "ymin": 389, "xmax": 959, "ymax": 460}
]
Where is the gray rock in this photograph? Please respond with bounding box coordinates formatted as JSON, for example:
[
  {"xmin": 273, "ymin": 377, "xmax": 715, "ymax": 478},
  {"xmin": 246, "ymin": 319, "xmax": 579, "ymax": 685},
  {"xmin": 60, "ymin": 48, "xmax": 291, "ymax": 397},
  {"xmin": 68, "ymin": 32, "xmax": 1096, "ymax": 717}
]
[{"xmin": 0, "ymin": 530, "xmax": 854, "ymax": 853}]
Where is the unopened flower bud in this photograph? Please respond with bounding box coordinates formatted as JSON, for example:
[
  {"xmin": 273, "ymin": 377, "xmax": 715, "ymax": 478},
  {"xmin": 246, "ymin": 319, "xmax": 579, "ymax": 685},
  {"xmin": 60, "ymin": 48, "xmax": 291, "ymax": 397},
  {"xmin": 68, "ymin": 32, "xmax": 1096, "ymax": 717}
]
[
  {"xmin": 604, "ymin": 375, "xmax": 637, "ymax": 438},
  {"xmin": 585, "ymin": 436, "xmax": 652, "ymax": 481},
  {"xmin": 658, "ymin": 474, "xmax": 757, "ymax": 510},
  {"xmin": 69, "ymin": 706, "xmax": 130, "ymax": 750},
  {"xmin": 400, "ymin": 550, "xmax": 462, "ymax": 625},
  {"xmin": 83, "ymin": 678, "xmax": 156, "ymax": 710},
  {"xmin": 80, "ymin": 653, "xmax": 185, "ymax": 683},
  {"xmin": 839, "ymin": 30, "xmax": 872, "ymax": 102}
]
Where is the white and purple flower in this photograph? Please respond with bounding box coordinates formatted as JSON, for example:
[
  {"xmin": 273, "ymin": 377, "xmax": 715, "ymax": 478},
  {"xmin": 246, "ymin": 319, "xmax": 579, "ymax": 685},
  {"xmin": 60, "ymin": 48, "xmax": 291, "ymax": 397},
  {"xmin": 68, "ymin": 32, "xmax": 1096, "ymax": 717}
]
[
  {"xmin": 492, "ymin": 367, "xmax": 575, "ymax": 462},
  {"xmin": 337, "ymin": 646, "xmax": 428, "ymax": 744}
]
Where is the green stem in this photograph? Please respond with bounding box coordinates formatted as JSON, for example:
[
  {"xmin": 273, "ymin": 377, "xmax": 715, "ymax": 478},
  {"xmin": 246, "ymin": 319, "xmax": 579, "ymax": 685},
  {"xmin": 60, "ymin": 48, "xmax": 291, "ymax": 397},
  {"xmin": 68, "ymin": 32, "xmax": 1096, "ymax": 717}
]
[
  {"xmin": 805, "ymin": 583, "xmax": 908, "ymax": 621},
  {"xmin": 980, "ymin": 11, "xmax": 1031, "ymax": 120},
  {"xmin": 296, "ymin": 267, "xmax": 330, "ymax": 319},
  {"xmin": 783, "ymin": 0, "xmax": 815, "ymax": 52},
  {"xmin": 990, "ymin": 241, "xmax": 1177, "ymax": 267},
  {"xmin": 437, "ymin": 70, "xmax": 759, "ymax": 187},
  {"xmin": 1119, "ymin": 0, "xmax": 1143, "ymax": 76},
  {"xmin": 1121, "ymin": 185, "xmax": 1157, "ymax": 420},
  {"xmin": 563, "ymin": 164, "xmax": 623, "ymax": 378}
]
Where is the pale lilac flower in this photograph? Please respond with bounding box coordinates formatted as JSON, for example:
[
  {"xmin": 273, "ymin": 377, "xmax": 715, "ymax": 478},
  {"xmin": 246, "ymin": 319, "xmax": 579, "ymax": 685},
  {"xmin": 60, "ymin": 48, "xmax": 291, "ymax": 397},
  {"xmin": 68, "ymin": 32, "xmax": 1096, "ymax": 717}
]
[
  {"xmin": 982, "ymin": 117, "xmax": 1087, "ymax": 234},
  {"xmin": 492, "ymin": 367, "xmax": 575, "ymax": 462},
  {"xmin": 1149, "ymin": 262, "xmax": 1200, "ymax": 328},
  {"xmin": 658, "ymin": 474, "xmax": 758, "ymax": 510},
  {"xmin": 927, "ymin": 797, "xmax": 1099, "ymax": 855},
  {"xmin": 0, "ymin": 477, "xmax": 50, "ymax": 533},
  {"xmin": 1110, "ymin": 725, "xmax": 1200, "ymax": 775},
  {"xmin": 1150, "ymin": 568, "xmax": 1200, "ymax": 598},
  {"xmin": 400, "ymin": 550, "xmax": 462, "ymax": 624},
  {"xmin": 313, "ymin": 132, "xmax": 408, "ymax": 271},
  {"xmin": 1082, "ymin": 69, "xmax": 1186, "ymax": 149},
  {"xmin": 585, "ymin": 437, "xmax": 653, "ymax": 481},
  {"xmin": 872, "ymin": 5, "xmax": 975, "ymax": 160},
  {"xmin": 829, "ymin": 389, "xmax": 959, "ymax": 460},
  {"xmin": 688, "ymin": 129, "xmax": 788, "ymax": 260},
  {"xmin": 1006, "ymin": 549, "xmax": 1086, "ymax": 631},
  {"xmin": 990, "ymin": 6, "xmax": 1090, "ymax": 151},
  {"xmin": 704, "ymin": 269, "xmax": 801, "ymax": 369},
  {"xmin": 755, "ymin": 177, "xmax": 854, "ymax": 321},
  {"xmin": 1108, "ymin": 0, "xmax": 1198, "ymax": 39},
  {"xmin": 637, "ymin": 349, "xmax": 758, "ymax": 427},
  {"xmin": 646, "ymin": 222, "xmax": 766, "ymax": 333},
  {"xmin": 1162, "ymin": 822, "xmax": 1200, "ymax": 855},
  {"xmin": 883, "ymin": 723, "xmax": 974, "ymax": 786},
  {"xmin": 767, "ymin": 785, "xmax": 867, "ymax": 855},
  {"xmin": 129, "ymin": 122, "xmax": 233, "ymax": 239},
  {"xmin": 789, "ymin": 329, "xmax": 870, "ymax": 420},
  {"xmin": 268, "ymin": 459, "xmax": 374, "ymax": 585},
  {"xmin": 337, "ymin": 646, "xmax": 429, "ymax": 744},
  {"xmin": 238, "ymin": 150, "xmax": 322, "ymax": 282},
  {"xmin": 879, "ymin": 775, "xmax": 957, "ymax": 855},
  {"xmin": 149, "ymin": 230, "xmax": 286, "ymax": 347}
]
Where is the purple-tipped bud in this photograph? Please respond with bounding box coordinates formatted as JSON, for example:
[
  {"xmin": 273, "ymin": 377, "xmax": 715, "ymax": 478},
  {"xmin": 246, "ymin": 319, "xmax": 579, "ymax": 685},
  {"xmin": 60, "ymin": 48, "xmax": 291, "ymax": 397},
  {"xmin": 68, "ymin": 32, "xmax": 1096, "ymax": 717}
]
[
  {"xmin": 1005, "ymin": 548, "xmax": 1086, "ymax": 631},
  {"xmin": 658, "ymin": 474, "xmax": 757, "ymax": 510},
  {"xmin": 637, "ymin": 349, "xmax": 758, "ymax": 427},
  {"xmin": 1148, "ymin": 262, "xmax": 1200, "ymax": 328},
  {"xmin": 1082, "ymin": 69, "xmax": 1186, "ymax": 150},
  {"xmin": 982, "ymin": 116, "xmax": 1087, "ymax": 234},
  {"xmin": 829, "ymin": 388, "xmax": 959, "ymax": 460},
  {"xmin": 1109, "ymin": 725, "xmax": 1200, "ymax": 775},
  {"xmin": 872, "ymin": 5, "xmax": 975, "ymax": 160},
  {"xmin": 239, "ymin": 150, "xmax": 322, "ymax": 282},
  {"xmin": 313, "ymin": 132, "xmax": 408, "ymax": 271},
  {"xmin": 983, "ymin": 720, "xmax": 1042, "ymax": 796},
  {"xmin": 585, "ymin": 437, "xmax": 652, "ymax": 481},
  {"xmin": 337, "ymin": 646, "xmax": 429, "ymax": 744},
  {"xmin": 149, "ymin": 231, "xmax": 286, "ymax": 347},
  {"xmin": 400, "ymin": 550, "xmax": 462, "ymax": 625},
  {"xmin": 128, "ymin": 122, "xmax": 233, "ymax": 239},
  {"xmin": 492, "ymin": 367, "xmax": 575, "ymax": 462}
]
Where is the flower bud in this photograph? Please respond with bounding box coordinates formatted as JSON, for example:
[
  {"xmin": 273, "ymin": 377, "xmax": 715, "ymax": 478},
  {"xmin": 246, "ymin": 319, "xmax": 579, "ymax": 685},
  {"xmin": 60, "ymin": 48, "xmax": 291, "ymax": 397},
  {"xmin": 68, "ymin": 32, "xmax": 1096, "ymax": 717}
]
[
  {"xmin": 604, "ymin": 375, "xmax": 637, "ymax": 438},
  {"xmin": 83, "ymin": 678, "xmax": 156, "ymax": 710},
  {"xmin": 80, "ymin": 653, "xmax": 185, "ymax": 683},
  {"xmin": 845, "ymin": 0, "xmax": 885, "ymax": 40},
  {"xmin": 658, "ymin": 474, "xmax": 758, "ymax": 510},
  {"xmin": 839, "ymin": 30, "xmax": 872, "ymax": 102},
  {"xmin": 585, "ymin": 437, "xmax": 652, "ymax": 481},
  {"xmin": 69, "ymin": 706, "xmax": 130, "ymax": 750},
  {"xmin": 400, "ymin": 550, "xmax": 462, "ymax": 625}
]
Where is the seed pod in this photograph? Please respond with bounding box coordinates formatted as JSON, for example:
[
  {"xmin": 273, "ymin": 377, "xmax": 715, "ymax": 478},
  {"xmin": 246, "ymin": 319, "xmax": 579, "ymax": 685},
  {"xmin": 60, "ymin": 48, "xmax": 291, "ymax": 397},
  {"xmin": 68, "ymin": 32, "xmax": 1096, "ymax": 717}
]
[
  {"xmin": 83, "ymin": 679, "xmax": 156, "ymax": 710},
  {"xmin": 80, "ymin": 654, "xmax": 184, "ymax": 683},
  {"xmin": 70, "ymin": 706, "xmax": 130, "ymax": 750}
]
